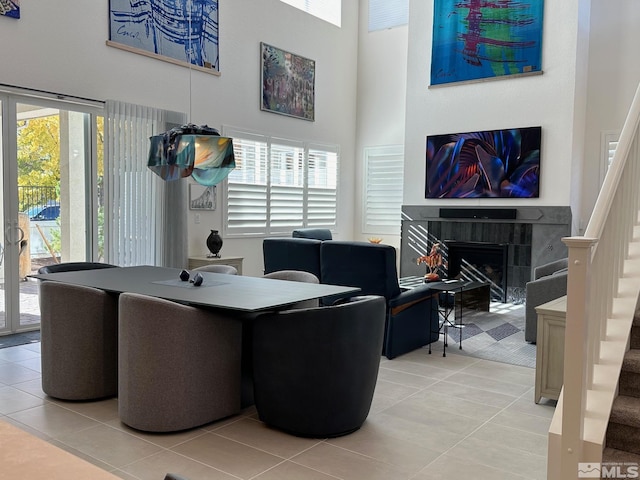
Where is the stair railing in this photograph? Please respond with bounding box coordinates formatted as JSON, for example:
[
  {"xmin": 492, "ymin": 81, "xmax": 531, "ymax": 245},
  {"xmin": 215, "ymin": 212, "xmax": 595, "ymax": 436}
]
[{"xmin": 550, "ymin": 81, "xmax": 640, "ymax": 479}]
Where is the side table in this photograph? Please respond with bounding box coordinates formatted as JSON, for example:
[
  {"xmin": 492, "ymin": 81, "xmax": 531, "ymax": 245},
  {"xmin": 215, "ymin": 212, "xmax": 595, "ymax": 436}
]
[
  {"xmin": 535, "ymin": 295, "xmax": 566, "ymax": 403},
  {"xmin": 188, "ymin": 256, "xmax": 244, "ymax": 275}
]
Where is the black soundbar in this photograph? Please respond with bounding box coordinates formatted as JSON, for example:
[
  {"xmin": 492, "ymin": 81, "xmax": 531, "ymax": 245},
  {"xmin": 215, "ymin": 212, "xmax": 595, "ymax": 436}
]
[{"xmin": 439, "ymin": 208, "xmax": 517, "ymax": 220}]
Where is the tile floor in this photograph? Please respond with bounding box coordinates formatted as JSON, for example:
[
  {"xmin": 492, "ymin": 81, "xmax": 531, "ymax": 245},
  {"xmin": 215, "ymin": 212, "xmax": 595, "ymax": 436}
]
[{"xmin": 0, "ymin": 340, "xmax": 556, "ymax": 480}]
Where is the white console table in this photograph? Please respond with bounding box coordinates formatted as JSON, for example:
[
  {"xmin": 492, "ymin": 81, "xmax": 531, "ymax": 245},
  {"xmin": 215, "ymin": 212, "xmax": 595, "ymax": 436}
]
[
  {"xmin": 188, "ymin": 256, "xmax": 244, "ymax": 275},
  {"xmin": 534, "ymin": 295, "xmax": 566, "ymax": 403}
]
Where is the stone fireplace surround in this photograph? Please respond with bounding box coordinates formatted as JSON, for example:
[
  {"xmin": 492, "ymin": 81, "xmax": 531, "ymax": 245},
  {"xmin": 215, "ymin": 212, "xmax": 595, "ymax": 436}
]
[{"xmin": 400, "ymin": 206, "xmax": 572, "ymax": 302}]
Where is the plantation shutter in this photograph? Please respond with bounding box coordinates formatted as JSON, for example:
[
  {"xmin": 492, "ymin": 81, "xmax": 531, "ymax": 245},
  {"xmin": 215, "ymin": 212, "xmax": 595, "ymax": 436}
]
[{"xmin": 363, "ymin": 145, "xmax": 404, "ymax": 234}]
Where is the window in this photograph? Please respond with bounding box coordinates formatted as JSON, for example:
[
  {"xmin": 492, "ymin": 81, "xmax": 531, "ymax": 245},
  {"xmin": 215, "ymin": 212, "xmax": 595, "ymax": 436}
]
[
  {"xmin": 223, "ymin": 128, "xmax": 338, "ymax": 236},
  {"xmin": 363, "ymin": 145, "xmax": 404, "ymax": 234},
  {"xmin": 369, "ymin": 0, "xmax": 409, "ymax": 32},
  {"xmin": 279, "ymin": 0, "xmax": 341, "ymax": 27},
  {"xmin": 601, "ymin": 131, "xmax": 619, "ymax": 185}
]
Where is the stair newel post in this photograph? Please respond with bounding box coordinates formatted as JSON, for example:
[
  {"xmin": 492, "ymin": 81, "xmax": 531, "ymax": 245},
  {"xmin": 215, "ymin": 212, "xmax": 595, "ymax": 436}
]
[{"xmin": 559, "ymin": 236, "xmax": 598, "ymax": 480}]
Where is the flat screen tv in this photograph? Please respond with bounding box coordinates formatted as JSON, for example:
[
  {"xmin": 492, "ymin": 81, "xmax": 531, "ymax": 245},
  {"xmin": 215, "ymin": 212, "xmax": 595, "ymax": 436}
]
[{"xmin": 426, "ymin": 126, "xmax": 541, "ymax": 198}]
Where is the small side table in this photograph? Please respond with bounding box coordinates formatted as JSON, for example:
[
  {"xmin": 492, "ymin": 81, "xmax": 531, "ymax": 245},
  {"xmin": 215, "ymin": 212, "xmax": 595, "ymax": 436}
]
[
  {"xmin": 534, "ymin": 295, "xmax": 566, "ymax": 403},
  {"xmin": 188, "ymin": 256, "xmax": 244, "ymax": 275}
]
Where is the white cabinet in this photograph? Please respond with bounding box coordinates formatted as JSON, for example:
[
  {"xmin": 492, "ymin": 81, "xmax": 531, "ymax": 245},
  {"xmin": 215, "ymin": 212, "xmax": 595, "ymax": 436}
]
[
  {"xmin": 535, "ymin": 295, "xmax": 566, "ymax": 403},
  {"xmin": 188, "ymin": 256, "xmax": 244, "ymax": 275}
]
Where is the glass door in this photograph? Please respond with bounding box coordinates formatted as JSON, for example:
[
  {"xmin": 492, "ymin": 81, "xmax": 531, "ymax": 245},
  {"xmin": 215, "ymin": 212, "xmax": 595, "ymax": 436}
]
[{"xmin": 0, "ymin": 93, "xmax": 103, "ymax": 335}]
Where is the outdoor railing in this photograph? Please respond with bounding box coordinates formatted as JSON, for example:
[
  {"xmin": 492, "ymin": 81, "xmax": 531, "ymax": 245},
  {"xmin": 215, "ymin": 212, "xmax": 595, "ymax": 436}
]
[{"xmin": 549, "ymin": 81, "xmax": 640, "ymax": 478}]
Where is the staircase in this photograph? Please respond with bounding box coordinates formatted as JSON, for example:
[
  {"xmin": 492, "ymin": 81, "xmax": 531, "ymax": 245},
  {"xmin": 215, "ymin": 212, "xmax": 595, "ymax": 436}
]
[{"xmin": 604, "ymin": 311, "xmax": 640, "ymax": 467}]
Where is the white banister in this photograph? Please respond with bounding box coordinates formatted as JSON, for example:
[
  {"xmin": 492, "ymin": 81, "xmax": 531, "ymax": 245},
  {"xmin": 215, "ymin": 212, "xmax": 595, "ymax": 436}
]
[{"xmin": 549, "ymin": 80, "xmax": 640, "ymax": 479}]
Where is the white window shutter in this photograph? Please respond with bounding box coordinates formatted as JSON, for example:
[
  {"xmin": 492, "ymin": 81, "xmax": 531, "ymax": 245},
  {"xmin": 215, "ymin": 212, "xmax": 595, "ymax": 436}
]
[{"xmin": 363, "ymin": 145, "xmax": 404, "ymax": 234}]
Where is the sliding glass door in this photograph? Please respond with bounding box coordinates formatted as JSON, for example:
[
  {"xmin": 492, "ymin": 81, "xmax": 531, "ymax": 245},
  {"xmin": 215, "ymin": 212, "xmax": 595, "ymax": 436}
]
[{"xmin": 0, "ymin": 92, "xmax": 104, "ymax": 335}]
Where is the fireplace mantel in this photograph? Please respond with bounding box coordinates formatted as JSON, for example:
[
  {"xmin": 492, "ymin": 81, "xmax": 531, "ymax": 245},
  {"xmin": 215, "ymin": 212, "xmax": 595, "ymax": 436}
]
[{"xmin": 400, "ymin": 206, "xmax": 572, "ymax": 301}]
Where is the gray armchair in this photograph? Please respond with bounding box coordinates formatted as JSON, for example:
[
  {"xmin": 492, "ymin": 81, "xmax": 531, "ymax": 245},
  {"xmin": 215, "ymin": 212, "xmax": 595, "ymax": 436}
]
[{"xmin": 525, "ymin": 258, "xmax": 568, "ymax": 342}]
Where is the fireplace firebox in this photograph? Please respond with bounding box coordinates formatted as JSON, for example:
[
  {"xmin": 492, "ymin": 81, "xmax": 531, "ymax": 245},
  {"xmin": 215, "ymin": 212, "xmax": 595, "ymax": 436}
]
[{"xmin": 445, "ymin": 241, "xmax": 509, "ymax": 303}]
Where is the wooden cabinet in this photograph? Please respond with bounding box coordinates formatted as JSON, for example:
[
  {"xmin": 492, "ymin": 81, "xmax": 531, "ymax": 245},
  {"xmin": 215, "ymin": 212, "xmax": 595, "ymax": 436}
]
[
  {"xmin": 188, "ymin": 256, "xmax": 244, "ymax": 275},
  {"xmin": 535, "ymin": 295, "xmax": 566, "ymax": 403}
]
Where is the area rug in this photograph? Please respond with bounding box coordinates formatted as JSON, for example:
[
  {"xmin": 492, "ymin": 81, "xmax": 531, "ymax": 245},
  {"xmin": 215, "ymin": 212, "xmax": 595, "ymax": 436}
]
[
  {"xmin": 444, "ymin": 302, "xmax": 536, "ymax": 368},
  {"xmin": 0, "ymin": 331, "xmax": 40, "ymax": 349}
]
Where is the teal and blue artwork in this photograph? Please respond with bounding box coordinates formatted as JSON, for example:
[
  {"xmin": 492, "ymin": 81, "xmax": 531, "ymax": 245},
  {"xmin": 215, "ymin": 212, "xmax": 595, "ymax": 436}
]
[
  {"xmin": 1, "ymin": 0, "xmax": 20, "ymax": 19},
  {"xmin": 430, "ymin": 0, "xmax": 544, "ymax": 86},
  {"xmin": 109, "ymin": 0, "xmax": 219, "ymax": 71}
]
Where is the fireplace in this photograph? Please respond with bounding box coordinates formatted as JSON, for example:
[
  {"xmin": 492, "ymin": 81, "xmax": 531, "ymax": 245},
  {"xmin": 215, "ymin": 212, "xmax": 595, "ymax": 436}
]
[{"xmin": 445, "ymin": 241, "xmax": 509, "ymax": 302}]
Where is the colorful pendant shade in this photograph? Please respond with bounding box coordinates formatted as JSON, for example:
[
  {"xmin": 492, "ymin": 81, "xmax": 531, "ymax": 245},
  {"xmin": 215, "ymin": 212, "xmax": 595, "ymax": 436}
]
[{"xmin": 148, "ymin": 124, "xmax": 235, "ymax": 186}]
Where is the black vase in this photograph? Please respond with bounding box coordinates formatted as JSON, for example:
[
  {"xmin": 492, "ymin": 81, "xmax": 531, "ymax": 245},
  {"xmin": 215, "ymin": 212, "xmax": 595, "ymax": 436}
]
[{"xmin": 206, "ymin": 230, "xmax": 223, "ymax": 258}]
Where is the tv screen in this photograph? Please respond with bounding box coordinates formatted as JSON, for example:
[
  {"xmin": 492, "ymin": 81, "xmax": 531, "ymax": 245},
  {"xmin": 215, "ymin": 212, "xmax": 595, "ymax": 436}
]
[{"xmin": 426, "ymin": 126, "xmax": 541, "ymax": 198}]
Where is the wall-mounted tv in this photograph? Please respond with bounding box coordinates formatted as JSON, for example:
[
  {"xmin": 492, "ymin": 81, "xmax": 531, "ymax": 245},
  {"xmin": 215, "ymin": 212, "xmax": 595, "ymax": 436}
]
[{"xmin": 426, "ymin": 126, "xmax": 541, "ymax": 198}]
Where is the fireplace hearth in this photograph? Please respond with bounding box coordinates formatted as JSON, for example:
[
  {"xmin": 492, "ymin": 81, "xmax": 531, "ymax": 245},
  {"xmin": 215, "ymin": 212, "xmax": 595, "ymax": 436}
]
[
  {"xmin": 400, "ymin": 206, "xmax": 572, "ymax": 303},
  {"xmin": 446, "ymin": 241, "xmax": 509, "ymax": 302}
]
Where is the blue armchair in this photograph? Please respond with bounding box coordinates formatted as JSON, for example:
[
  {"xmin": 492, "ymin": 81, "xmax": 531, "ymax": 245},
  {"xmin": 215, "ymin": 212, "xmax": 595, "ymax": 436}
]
[
  {"xmin": 320, "ymin": 241, "xmax": 440, "ymax": 359},
  {"xmin": 262, "ymin": 237, "xmax": 322, "ymax": 280}
]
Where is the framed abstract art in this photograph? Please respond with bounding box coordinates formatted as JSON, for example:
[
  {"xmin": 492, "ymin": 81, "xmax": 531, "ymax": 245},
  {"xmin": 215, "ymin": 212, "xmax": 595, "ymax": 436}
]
[
  {"xmin": 1, "ymin": 0, "xmax": 20, "ymax": 19},
  {"xmin": 261, "ymin": 42, "xmax": 315, "ymax": 121},
  {"xmin": 108, "ymin": 0, "xmax": 220, "ymax": 73},
  {"xmin": 430, "ymin": 0, "xmax": 544, "ymax": 86}
]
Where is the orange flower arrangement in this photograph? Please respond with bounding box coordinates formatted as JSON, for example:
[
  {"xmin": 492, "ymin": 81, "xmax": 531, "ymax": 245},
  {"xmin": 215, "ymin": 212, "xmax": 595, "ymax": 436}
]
[{"xmin": 417, "ymin": 243, "xmax": 445, "ymax": 281}]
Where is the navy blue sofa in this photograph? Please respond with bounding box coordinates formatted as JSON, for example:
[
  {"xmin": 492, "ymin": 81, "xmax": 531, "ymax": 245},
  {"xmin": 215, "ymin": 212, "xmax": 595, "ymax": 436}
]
[{"xmin": 262, "ymin": 238, "xmax": 440, "ymax": 359}]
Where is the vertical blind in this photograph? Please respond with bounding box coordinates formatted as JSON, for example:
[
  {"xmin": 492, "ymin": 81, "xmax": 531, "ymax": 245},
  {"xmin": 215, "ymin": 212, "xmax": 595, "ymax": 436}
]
[
  {"xmin": 363, "ymin": 145, "xmax": 404, "ymax": 234},
  {"xmin": 104, "ymin": 100, "xmax": 187, "ymax": 267},
  {"xmin": 223, "ymin": 127, "xmax": 338, "ymax": 236}
]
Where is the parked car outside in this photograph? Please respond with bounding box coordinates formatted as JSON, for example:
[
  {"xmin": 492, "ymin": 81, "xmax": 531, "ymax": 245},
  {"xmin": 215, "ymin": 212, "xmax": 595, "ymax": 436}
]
[{"xmin": 25, "ymin": 204, "xmax": 60, "ymax": 221}]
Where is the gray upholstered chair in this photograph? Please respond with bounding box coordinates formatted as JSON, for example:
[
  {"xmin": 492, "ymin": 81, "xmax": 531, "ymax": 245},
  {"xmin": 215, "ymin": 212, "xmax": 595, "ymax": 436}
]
[
  {"xmin": 262, "ymin": 270, "xmax": 320, "ymax": 308},
  {"xmin": 192, "ymin": 264, "xmax": 238, "ymax": 275},
  {"xmin": 37, "ymin": 262, "xmax": 119, "ymax": 274},
  {"xmin": 525, "ymin": 258, "xmax": 568, "ymax": 342},
  {"xmin": 118, "ymin": 292, "xmax": 242, "ymax": 432},
  {"xmin": 252, "ymin": 295, "xmax": 386, "ymax": 437},
  {"xmin": 39, "ymin": 281, "xmax": 118, "ymax": 400}
]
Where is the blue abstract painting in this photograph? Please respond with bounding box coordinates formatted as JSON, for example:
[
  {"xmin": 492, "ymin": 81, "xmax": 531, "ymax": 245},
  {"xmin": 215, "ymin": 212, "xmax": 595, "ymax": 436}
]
[
  {"xmin": 0, "ymin": 0, "xmax": 20, "ymax": 19},
  {"xmin": 109, "ymin": 0, "xmax": 219, "ymax": 71},
  {"xmin": 431, "ymin": 0, "xmax": 544, "ymax": 85}
]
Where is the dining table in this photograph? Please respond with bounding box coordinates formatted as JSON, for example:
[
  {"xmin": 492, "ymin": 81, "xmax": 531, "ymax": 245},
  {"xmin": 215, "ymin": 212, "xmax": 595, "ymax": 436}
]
[{"xmin": 31, "ymin": 265, "xmax": 360, "ymax": 312}]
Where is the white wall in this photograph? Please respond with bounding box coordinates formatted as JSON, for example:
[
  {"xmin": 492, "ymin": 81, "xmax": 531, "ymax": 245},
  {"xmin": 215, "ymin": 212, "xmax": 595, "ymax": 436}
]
[
  {"xmin": 0, "ymin": 0, "xmax": 359, "ymax": 276},
  {"xmin": 353, "ymin": 0, "xmax": 409, "ymax": 249},
  {"xmin": 581, "ymin": 0, "xmax": 640, "ymax": 231},
  {"xmin": 402, "ymin": 0, "xmax": 588, "ymax": 234}
]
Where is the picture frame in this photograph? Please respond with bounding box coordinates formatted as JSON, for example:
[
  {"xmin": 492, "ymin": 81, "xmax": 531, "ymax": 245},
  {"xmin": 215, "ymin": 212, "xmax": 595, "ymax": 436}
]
[
  {"xmin": 261, "ymin": 42, "xmax": 315, "ymax": 121},
  {"xmin": 426, "ymin": 126, "xmax": 541, "ymax": 198},
  {"xmin": 107, "ymin": 0, "xmax": 220, "ymax": 74},
  {"xmin": 1, "ymin": 0, "xmax": 20, "ymax": 19},
  {"xmin": 189, "ymin": 184, "xmax": 216, "ymax": 211},
  {"xmin": 430, "ymin": 0, "xmax": 544, "ymax": 86}
]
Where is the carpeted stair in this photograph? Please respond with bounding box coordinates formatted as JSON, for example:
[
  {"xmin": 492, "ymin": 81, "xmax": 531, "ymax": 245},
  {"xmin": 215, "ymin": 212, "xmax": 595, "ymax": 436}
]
[{"xmin": 603, "ymin": 313, "xmax": 640, "ymax": 469}]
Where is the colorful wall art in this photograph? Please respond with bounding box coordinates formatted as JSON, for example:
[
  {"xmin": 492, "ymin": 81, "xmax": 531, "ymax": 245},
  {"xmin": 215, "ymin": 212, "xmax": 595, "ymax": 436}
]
[
  {"xmin": 109, "ymin": 0, "xmax": 219, "ymax": 71},
  {"xmin": 430, "ymin": 0, "xmax": 544, "ymax": 86},
  {"xmin": 261, "ymin": 43, "xmax": 315, "ymax": 121},
  {"xmin": 426, "ymin": 126, "xmax": 541, "ymax": 198},
  {"xmin": 0, "ymin": 0, "xmax": 20, "ymax": 19}
]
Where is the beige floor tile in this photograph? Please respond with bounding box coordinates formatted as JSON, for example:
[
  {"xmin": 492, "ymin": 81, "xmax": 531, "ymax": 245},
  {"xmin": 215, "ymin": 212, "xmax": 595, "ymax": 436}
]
[
  {"xmin": 382, "ymin": 401, "xmax": 484, "ymax": 437},
  {"xmin": 172, "ymin": 431, "xmax": 284, "ymax": 478},
  {"xmin": 14, "ymin": 356, "xmax": 42, "ymax": 372},
  {"xmin": 253, "ymin": 460, "xmax": 340, "ymax": 479},
  {"xmin": 214, "ymin": 417, "xmax": 322, "ymax": 458},
  {"xmin": 445, "ymin": 435, "xmax": 547, "ymax": 479},
  {"xmin": 371, "ymin": 378, "xmax": 420, "ymax": 401},
  {"xmin": 11, "ymin": 378, "xmax": 48, "ymax": 399},
  {"xmin": 53, "ymin": 397, "xmax": 120, "ymax": 423},
  {"xmin": 400, "ymin": 348, "xmax": 481, "ymax": 371},
  {"xmin": 8, "ymin": 402, "xmax": 100, "ymax": 438},
  {"xmin": 412, "ymin": 454, "xmax": 533, "ymax": 480},
  {"xmin": 0, "ymin": 345, "xmax": 41, "ymax": 362},
  {"xmin": 378, "ymin": 359, "xmax": 455, "ymax": 380},
  {"xmin": 466, "ymin": 421, "xmax": 548, "ymax": 457},
  {"xmin": 327, "ymin": 419, "xmax": 441, "ymax": 476},
  {"xmin": 489, "ymin": 408, "xmax": 553, "ymax": 436},
  {"xmin": 110, "ymin": 470, "xmax": 141, "ymax": 480},
  {"xmin": 0, "ymin": 362, "xmax": 41, "ymax": 384},
  {"xmin": 49, "ymin": 438, "xmax": 118, "ymax": 472},
  {"xmin": 443, "ymin": 371, "xmax": 531, "ymax": 397},
  {"xmin": 0, "ymin": 385, "xmax": 46, "ymax": 414},
  {"xmin": 376, "ymin": 368, "xmax": 439, "ymax": 389},
  {"xmin": 55, "ymin": 424, "xmax": 163, "ymax": 469},
  {"xmin": 460, "ymin": 359, "xmax": 535, "ymax": 386},
  {"xmin": 104, "ymin": 418, "xmax": 210, "ymax": 449},
  {"xmin": 368, "ymin": 391, "xmax": 402, "ymax": 414},
  {"xmin": 427, "ymin": 380, "xmax": 518, "ymax": 409},
  {"xmin": 291, "ymin": 442, "xmax": 409, "ymax": 480},
  {"xmin": 506, "ymin": 396, "xmax": 557, "ymax": 419},
  {"xmin": 121, "ymin": 450, "xmax": 238, "ymax": 480},
  {"xmin": 400, "ymin": 389, "xmax": 502, "ymax": 422}
]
